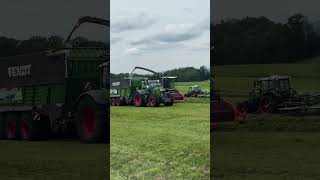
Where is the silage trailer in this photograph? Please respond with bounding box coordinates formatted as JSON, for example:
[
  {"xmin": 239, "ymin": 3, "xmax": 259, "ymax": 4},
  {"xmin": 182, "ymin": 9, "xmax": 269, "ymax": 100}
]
[{"xmin": 0, "ymin": 16, "xmax": 109, "ymax": 143}]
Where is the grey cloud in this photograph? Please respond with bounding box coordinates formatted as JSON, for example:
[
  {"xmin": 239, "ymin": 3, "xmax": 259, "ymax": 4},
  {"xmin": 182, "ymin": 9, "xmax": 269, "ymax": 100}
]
[
  {"xmin": 111, "ymin": 36, "xmax": 123, "ymax": 44},
  {"xmin": 130, "ymin": 17, "xmax": 209, "ymax": 49},
  {"xmin": 111, "ymin": 13, "xmax": 156, "ymax": 33}
]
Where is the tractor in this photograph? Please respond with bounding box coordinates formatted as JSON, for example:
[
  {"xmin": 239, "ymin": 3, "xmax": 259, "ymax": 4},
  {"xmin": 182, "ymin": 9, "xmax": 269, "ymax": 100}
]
[
  {"xmin": 110, "ymin": 67, "xmax": 174, "ymax": 107},
  {"xmin": 238, "ymin": 75, "xmax": 320, "ymax": 114}
]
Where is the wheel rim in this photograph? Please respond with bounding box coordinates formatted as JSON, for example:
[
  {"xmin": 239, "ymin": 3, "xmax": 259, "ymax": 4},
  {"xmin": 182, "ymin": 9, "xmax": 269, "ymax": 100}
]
[
  {"xmin": 82, "ymin": 108, "xmax": 96, "ymax": 135},
  {"xmin": 260, "ymin": 98, "xmax": 272, "ymax": 113},
  {"xmin": 149, "ymin": 97, "xmax": 156, "ymax": 106},
  {"xmin": 135, "ymin": 95, "xmax": 141, "ymax": 106},
  {"xmin": 21, "ymin": 119, "xmax": 30, "ymax": 139},
  {"xmin": 7, "ymin": 120, "xmax": 16, "ymax": 139}
]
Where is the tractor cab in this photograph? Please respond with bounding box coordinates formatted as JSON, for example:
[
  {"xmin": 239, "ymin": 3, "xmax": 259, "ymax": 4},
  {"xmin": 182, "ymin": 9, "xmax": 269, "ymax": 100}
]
[
  {"xmin": 251, "ymin": 75, "xmax": 293, "ymax": 99},
  {"xmin": 147, "ymin": 79, "xmax": 161, "ymax": 89}
]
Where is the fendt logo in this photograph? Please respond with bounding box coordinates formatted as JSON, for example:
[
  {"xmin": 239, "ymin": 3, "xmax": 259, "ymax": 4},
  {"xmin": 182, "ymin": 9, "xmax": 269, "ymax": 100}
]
[
  {"xmin": 112, "ymin": 82, "xmax": 120, "ymax": 87},
  {"xmin": 8, "ymin": 64, "xmax": 32, "ymax": 78}
]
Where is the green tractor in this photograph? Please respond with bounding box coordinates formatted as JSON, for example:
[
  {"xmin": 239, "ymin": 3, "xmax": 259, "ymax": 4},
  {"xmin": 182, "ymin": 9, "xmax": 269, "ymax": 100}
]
[
  {"xmin": 110, "ymin": 67, "xmax": 174, "ymax": 107},
  {"xmin": 238, "ymin": 75, "xmax": 320, "ymax": 114}
]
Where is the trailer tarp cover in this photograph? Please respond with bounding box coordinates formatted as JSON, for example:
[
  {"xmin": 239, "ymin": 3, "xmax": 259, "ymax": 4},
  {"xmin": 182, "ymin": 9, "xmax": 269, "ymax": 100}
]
[{"xmin": 0, "ymin": 52, "xmax": 66, "ymax": 87}]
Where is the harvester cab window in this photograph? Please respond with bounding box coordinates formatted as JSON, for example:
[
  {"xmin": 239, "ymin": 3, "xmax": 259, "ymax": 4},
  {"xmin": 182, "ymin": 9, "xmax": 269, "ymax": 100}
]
[
  {"xmin": 260, "ymin": 80, "xmax": 273, "ymax": 90},
  {"xmin": 278, "ymin": 79, "xmax": 290, "ymax": 91}
]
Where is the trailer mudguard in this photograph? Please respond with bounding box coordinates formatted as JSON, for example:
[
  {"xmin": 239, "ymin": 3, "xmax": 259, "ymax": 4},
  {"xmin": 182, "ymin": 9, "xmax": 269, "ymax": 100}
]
[{"xmin": 75, "ymin": 90, "xmax": 108, "ymax": 107}]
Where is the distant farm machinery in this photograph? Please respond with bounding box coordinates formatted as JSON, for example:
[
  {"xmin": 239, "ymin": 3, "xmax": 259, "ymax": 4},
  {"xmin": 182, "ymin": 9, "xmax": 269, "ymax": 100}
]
[
  {"xmin": 237, "ymin": 75, "xmax": 320, "ymax": 115},
  {"xmin": 184, "ymin": 85, "xmax": 210, "ymax": 98},
  {"xmin": 110, "ymin": 67, "xmax": 177, "ymax": 107}
]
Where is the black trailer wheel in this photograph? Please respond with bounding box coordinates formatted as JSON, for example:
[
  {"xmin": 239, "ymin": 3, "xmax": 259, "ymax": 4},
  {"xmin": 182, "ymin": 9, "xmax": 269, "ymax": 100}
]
[
  {"xmin": 76, "ymin": 96, "xmax": 108, "ymax": 143},
  {"xmin": 120, "ymin": 98, "xmax": 127, "ymax": 106},
  {"xmin": 0, "ymin": 113, "xmax": 5, "ymax": 139},
  {"xmin": 19, "ymin": 112, "xmax": 50, "ymax": 141},
  {"xmin": 115, "ymin": 98, "xmax": 121, "ymax": 106},
  {"xmin": 164, "ymin": 95, "xmax": 174, "ymax": 106},
  {"xmin": 134, "ymin": 92, "xmax": 146, "ymax": 107},
  {"xmin": 4, "ymin": 113, "xmax": 19, "ymax": 140},
  {"xmin": 148, "ymin": 95, "xmax": 160, "ymax": 107}
]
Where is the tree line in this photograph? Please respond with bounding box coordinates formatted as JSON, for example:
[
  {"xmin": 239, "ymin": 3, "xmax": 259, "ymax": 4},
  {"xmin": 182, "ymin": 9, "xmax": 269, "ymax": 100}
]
[
  {"xmin": 111, "ymin": 66, "xmax": 210, "ymax": 82},
  {"xmin": 212, "ymin": 13, "xmax": 320, "ymax": 65},
  {"xmin": 0, "ymin": 35, "xmax": 108, "ymax": 58}
]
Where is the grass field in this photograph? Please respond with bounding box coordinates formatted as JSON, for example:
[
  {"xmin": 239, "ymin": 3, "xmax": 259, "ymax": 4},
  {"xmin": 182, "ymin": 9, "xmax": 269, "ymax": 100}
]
[
  {"xmin": 212, "ymin": 132, "xmax": 320, "ymax": 180},
  {"xmin": 0, "ymin": 141, "xmax": 107, "ymax": 180},
  {"xmin": 212, "ymin": 59, "xmax": 320, "ymax": 179},
  {"xmin": 110, "ymin": 101, "xmax": 210, "ymax": 179}
]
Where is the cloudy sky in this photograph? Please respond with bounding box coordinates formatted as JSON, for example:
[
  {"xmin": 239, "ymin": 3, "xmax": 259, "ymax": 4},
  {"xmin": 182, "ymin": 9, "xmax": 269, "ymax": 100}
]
[
  {"xmin": 111, "ymin": 0, "xmax": 210, "ymax": 73},
  {"xmin": 213, "ymin": 0, "xmax": 320, "ymax": 23},
  {"xmin": 0, "ymin": 0, "xmax": 109, "ymax": 41}
]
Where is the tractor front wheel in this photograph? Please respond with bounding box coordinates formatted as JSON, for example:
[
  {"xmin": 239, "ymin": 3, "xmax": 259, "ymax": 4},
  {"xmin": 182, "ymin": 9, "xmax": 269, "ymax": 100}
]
[
  {"xmin": 148, "ymin": 95, "xmax": 159, "ymax": 107},
  {"xmin": 134, "ymin": 93, "xmax": 145, "ymax": 107}
]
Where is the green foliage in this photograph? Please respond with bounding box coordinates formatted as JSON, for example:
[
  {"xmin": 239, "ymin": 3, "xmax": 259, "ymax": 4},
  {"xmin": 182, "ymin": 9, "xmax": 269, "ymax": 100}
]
[
  {"xmin": 111, "ymin": 66, "xmax": 210, "ymax": 82},
  {"xmin": 0, "ymin": 35, "xmax": 107, "ymax": 57},
  {"xmin": 212, "ymin": 13, "xmax": 320, "ymax": 65}
]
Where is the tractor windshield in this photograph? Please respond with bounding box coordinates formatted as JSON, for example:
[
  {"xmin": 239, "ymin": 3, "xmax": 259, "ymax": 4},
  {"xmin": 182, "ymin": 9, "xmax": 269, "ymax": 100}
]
[
  {"xmin": 148, "ymin": 80, "xmax": 161, "ymax": 88},
  {"xmin": 255, "ymin": 80, "xmax": 273, "ymax": 90},
  {"xmin": 277, "ymin": 79, "xmax": 290, "ymax": 91}
]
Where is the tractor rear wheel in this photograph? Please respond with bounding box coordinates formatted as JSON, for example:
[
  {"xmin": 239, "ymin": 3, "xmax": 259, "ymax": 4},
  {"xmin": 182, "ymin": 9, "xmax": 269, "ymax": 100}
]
[
  {"xmin": 148, "ymin": 95, "xmax": 160, "ymax": 107},
  {"xmin": 258, "ymin": 96, "xmax": 276, "ymax": 113},
  {"xmin": 76, "ymin": 96, "xmax": 108, "ymax": 143},
  {"xmin": 134, "ymin": 92, "xmax": 145, "ymax": 107},
  {"xmin": 4, "ymin": 113, "xmax": 19, "ymax": 140}
]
